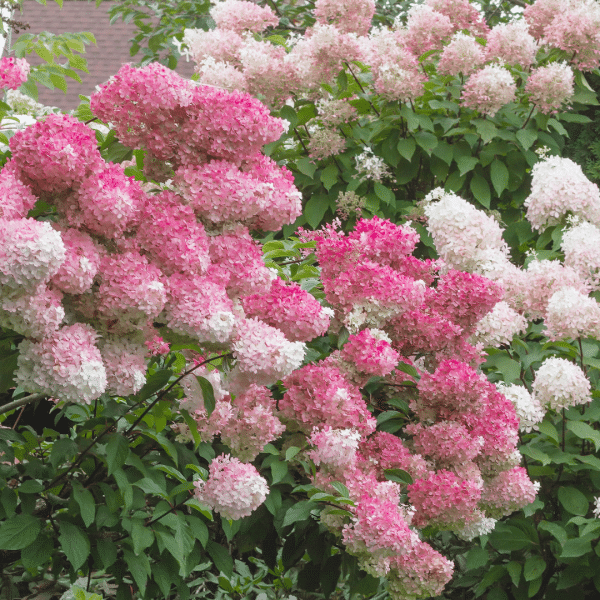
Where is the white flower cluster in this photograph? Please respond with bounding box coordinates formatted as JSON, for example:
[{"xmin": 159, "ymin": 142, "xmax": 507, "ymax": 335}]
[
  {"xmin": 497, "ymin": 383, "xmax": 545, "ymax": 432},
  {"xmin": 533, "ymin": 357, "xmax": 591, "ymax": 411}
]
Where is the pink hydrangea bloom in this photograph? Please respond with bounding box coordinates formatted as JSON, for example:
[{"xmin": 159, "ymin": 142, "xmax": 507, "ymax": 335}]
[
  {"xmin": 407, "ymin": 421, "xmax": 484, "ymax": 466},
  {"xmin": 461, "ymin": 64, "xmax": 516, "ymax": 117},
  {"xmin": 196, "ymin": 57, "xmax": 247, "ymax": 92},
  {"xmin": 136, "ymin": 190, "xmax": 210, "ymax": 276},
  {"xmin": 280, "ymin": 363, "xmax": 376, "ymax": 433},
  {"xmin": 423, "ymin": 189, "xmax": 509, "ymax": 272},
  {"xmin": 210, "ymin": 0, "xmax": 278, "ymax": 34},
  {"xmin": 314, "ymin": 0, "xmax": 375, "ymax": 36},
  {"xmin": 208, "ymin": 226, "xmax": 274, "ymax": 298},
  {"xmin": 15, "ymin": 323, "xmax": 107, "ymax": 403},
  {"xmin": 470, "ymin": 301, "xmax": 528, "ymax": 347},
  {"xmin": 0, "ymin": 218, "xmax": 66, "ymax": 291},
  {"xmin": 437, "ymin": 33, "xmax": 485, "ymax": 77},
  {"xmin": 544, "ymin": 287, "xmax": 600, "ymax": 340},
  {"xmin": 425, "ymin": 0, "xmax": 489, "ymax": 36},
  {"xmin": 67, "ymin": 163, "xmax": 146, "ymax": 238},
  {"xmin": 340, "ymin": 328, "xmax": 400, "ymax": 376},
  {"xmin": 9, "ymin": 114, "xmax": 103, "ymax": 196},
  {"xmin": 221, "ymin": 384, "xmax": 285, "ymax": 461},
  {"xmin": 194, "ymin": 454, "xmax": 269, "ymax": 520},
  {"xmin": 407, "ymin": 469, "xmax": 482, "ymax": 529},
  {"xmin": 165, "ymin": 272, "xmax": 235, "ymax": 343},
  {"xmin": 358, "ymin": 431, "xmax": 430, "ymax": 481},
  {"xmin": 364, "ymin": 28, "xmax": 426, "ymax": 102},
  {"xmin": 517, "ymin": 259, "xmax": 589, "ymax": 320},
  {"xmin": 239, "ymin": 38, "xmax": 298, "ymax": 107},
  {"xmin": 485, "ymin": 21, "xmax": 538, "ymax": 67},
  {"xmin": 229, "ymin": 317, "xmax": 306, "ymax": 390},
  {"xmin": 431, "ymin": 269, "xmax": 502, "ymax": 331},
  {"xmin": 95, "ymin": 251, "xmax": 167, "ymax": 329},
  {"xmin": 100, "ymin": 338, "xmax": 147, "ymax": 396},
  {"xmin": 525, "ymin": 156, "xmax": 600, "ymax": 230},
  {"xmin": 525, "ymin": 62, "xmax": 574, "ymax": 114},
  {"xmin": 0, "ymin": 162, "xmax": 37, "ymax": 220},
  {"xmin": 183, "ymin": 27, "xmax": 244, "ymax": 65},
  {"xmin": 543, "ymin": 0, "xmax": 600, "ymax": 70},
  {"xmin": 0, "ymin": 285, "xmax": 64, "ymax": 339},
  {"xmin": 308, "ymin": 426, "xmax": 361, "ymax": 470},
  {"xmin": 480, "ymin": 467, "xmax": 538, "ymax": 519},
  {"xmin": 403, "ymin": 4, "xmax": 454, "ymax": 56},
  {"xmin": 524, "ymin": 0, "xmax": 563, "ymax": 39},
  {"xmin": 0, "ymin": 57, "xmax": 30, "ymax": 90},
  {"xmin": 316, "ymin": 98, "xmax": 357, "ymax": 127},
  {"xmin": 533, "ymin": 357, "xmax": 591, "ymax": 410},
  {"xmin": 561, "ymin": 220, "xmax": 600, "ymax": 290},
  {"xmin": 387, "ymin": 539, "xmax": 454, "ymax": 600},
  {"xmin": 242, "ymin": 278, "xmax": 330, "ymax": 343},
  {"xmin": 145, "ymin": 335, "xmax": 170, "ymax": 356},
  {"xmin": 50, "ymin": 228, "xmax": 102, "ymax": 295},
  {"xmin": 342, "ymin": 494, "xmax": 418, "ymax": 576}
]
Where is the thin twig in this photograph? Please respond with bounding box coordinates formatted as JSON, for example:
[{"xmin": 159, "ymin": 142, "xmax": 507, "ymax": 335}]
[{"xmin": 0, "ymin": 393, "xmax": 45, "ymax": 416}]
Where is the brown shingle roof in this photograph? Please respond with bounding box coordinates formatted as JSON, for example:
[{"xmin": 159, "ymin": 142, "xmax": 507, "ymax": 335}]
[{"xmin": 17, "ymin": 0, "xmax": 195, "ymax": 110}]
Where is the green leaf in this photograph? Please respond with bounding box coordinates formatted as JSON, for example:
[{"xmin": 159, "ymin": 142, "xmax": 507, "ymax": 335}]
[
  {"xmin": 207, "ymin": 541, "xmax": 233, "ymax": 578},
  {"xmin": 414, "ymin": 131, "xmax": 438, "ymax": 155},
  {"xmin": 282, "ymin": 500, "xmax": 314, "ymax": 527},
  {"xmin": 0, "ymin": 514, "xmax": 40, "ymax": 550},
  {"xmin": 384, "ymin": 468, "xmax": 413, "ymax": 485},
  {"xmin": 474, "ymin": 118, "xmax": 497, "ymax": 143},
  {"xmin": 21, "ymin": 534, "xmax": 53, "ymax": 569},
  {"xmin": 538, "ymin": 420, "xmax": 560, "ymax": 444},
  {"xmin": 105, "ymin": 433, "xmax": 129, "ymax": 475},
  {"xmin": 186, "ymin": 515, "xmax": 208, "ymax": 547},
  {"xmin": 506, "ymin": 561, "xmax": 522, "ymax": 587},
  {"xmin": 456, "ymin": 156, "xmax": 478, "ymax": 176},
  {"xmin": 374, "ymin": 182, "xmax": 395, "ymax": 205},
  {"xmin": 567, "ymin": 420, "xmax": 600, "ymax": 452},
  {"xmin": 59, "ymin": 521, "xmax": 90, "ymax": 570},
  {"xmin": 152, "ymin": 562, "xmax": 173, "ymax": 598},
  {"xmin": 520, "ymin": 446, "xmax": 551, "ymax": 466},
  {"xmin": 524, "ymin": 555, "xmax": 546, "ymax": 581},
  {"xmin": 138, "ymin": 369, "xmax": 172, "ymax": 401},
  {"xmin": 432, "ymin": 141, "xmax": 453, "ymax": 165},
  {"xmin": 279, "ymin": 105, "xmax": 297, "ymax": 128},
  {"xmin": 321, "ymin": 164, "xmax": 338, "ymax": 191},
  {"xmin": 490, "ymin": 159, "xmax": 509, "ymax": 197},
  {"xmin": 561, "ymin": 534, "xmax": 594, "ymax": 558},
  {"xmin": 397, "ymin": 138, "xmax": 416, "ymax": 161},
  {"xmin": 0, "ymin": 352, "xmax": 19, "ymax": 393},
  {"xmin": 131, "ymin": 518, "xmax": 154, "ymax": 555},
  {"xmin": 465, "ymin": 546, "xmax": 489, "ymax": 571},
  {"xmin": 96, "ymin": 538, "xmax": 117, "ymax": 569},
  {"xmin": 305, "ymin": 196, "xmax": 329, "ymax": 229},
  {"xmin": 196, "ymin": 376, "xmax": 215, "ymax": 417},
  {"xmin": 73, "ymin": 482, "xmax": 96, "ymax": 528},
  {"xmin": 470, "ymin": 172, "xmax": 491, "ymax": 208},
  {"xmin": 296, "ymin": 156, "xmax": 317, "ymax": 178},
  {"xmin": 123, "ymin": 548, "xmax": 151, "ymax": 595},
  {"xmin": 516, "ymin": 129, "xmax": 537, "ymax": 152},
  {"xmin": 558, "ymin": 486, "xmax": 589, "ymax": 516}
]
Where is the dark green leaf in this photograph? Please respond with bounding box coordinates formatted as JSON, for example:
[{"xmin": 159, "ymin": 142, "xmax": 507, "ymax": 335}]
[
  {"xmin": 490, "ymin": 159, "xmax": 509, "ymax": 197},
  {"xmin": 196, "ymin": 376, "xmax": 215, "ymax": 417},
  {"xmin": 207, "ymin": 541, "xmax": 233, "ymax": 577},
  {"xmin": 123, "ymin": 548, "xmax": 150, "ymax": 595},
  {"xmin": 524, "ymin": 555, "xmax": 546, "ymax": 581},
  {"xmin": 105, "ymin": 433, "xmax": 129, "ymax": 475},
  {"xmin": 305, "ymin": 196, "xmax": 329, "ymax": 229},
  {"xmin": 558, "ymin": 486, "xmax": 589, "ymax": 516},
  {"xmin": 384, "ymin": 468, "xmax": 413, "ymax": 485},
  {"xmin": 21, "ymin": 534, "xmax": 53, "ymax": 569},
  {"xmin": 138, "ymin": 369, "xmax": 172, "ymax": 401},
  {"xmin": 59, "ymin": 521, "xmax": 90, "ymax": 570},
  {"xmin": 397, "ymin": 138, "xmax": 416, "ymax": 161},
  {"xmin": 73, "ymin": 482, "xmax": 96, "ymax": 528},
  {"xmin": 470, "ymin": 172, "xmax": 491, "ymax": 208},
  {"xmin": 0, "ymin": 514, "xmax": 41, "ymax": 550},
  {"xmin": 321, "ymin": 164, "xmax": 338, "ymax": 191},
  {"xmin": 282, "ymin": 500, "xmax": 314, "ymax": 527}
]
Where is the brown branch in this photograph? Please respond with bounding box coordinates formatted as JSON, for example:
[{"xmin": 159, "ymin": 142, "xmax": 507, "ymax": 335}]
[{"xmin": 0, "ymin": 393, "xmax": 45, "ymax": 416}]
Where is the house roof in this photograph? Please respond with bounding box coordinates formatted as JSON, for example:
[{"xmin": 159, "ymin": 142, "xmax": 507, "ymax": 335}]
[{"xmin": 16, "ymin": 0, "xmax": 195, "ymax": 110}]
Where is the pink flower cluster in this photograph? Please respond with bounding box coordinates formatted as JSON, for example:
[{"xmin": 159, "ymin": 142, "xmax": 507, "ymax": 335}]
[
  {"xmin": 314, "ymin": 0, "xmax": 375, "ymax": 36},
  {"xmin": 193, "ymin": 454, "xmax": 269, "ymax": 520},
  {"xmin": 0, "ymin": 57, "xmax": 30, "ymax": 90},
  {"xmin": 210, "ymin": 0, "xmax": 278, "ymax": 34}
]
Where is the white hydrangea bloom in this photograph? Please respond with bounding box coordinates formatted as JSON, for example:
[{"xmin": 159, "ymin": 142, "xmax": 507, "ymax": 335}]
[
  {"xmin": 497, "ymin": 383, "xmax": 545, "ymax": 432},
  {"xmin": 533, "ymin": 357, "xmax": 591, "ymax": 411}
]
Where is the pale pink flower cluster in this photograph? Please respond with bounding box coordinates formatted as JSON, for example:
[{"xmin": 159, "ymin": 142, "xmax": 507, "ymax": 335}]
[
  {"xmin": 0, "ymin": 57, "xmax": 30, "ymax": 90},
  {"xmin": 470, "ymin": 301, "xmax": 527, "ymax": 347},
  {"xmin": 524, "ymin": 156, "xmax": 600, "ymax": 230},
  {"xmin": 425, "ymin": 0, "xmax": 489, "ymax": 37},
  {"xmin": 308, "ymin": 427, "xmax": 362, "ymax": 469},
  {"xmin": 15, "ymin": 324, "xmax": 107, "ymax": 403},
  {"xmin": 497, "ymin": 383, "xmax": 545, "ymax": 433},
  {"xmin": 315, "ymin": 98, "xmax": 357, "ymax": 127},
  {"xmin": 314, "ymin": 0, "xmax": 375, "ymax": 36},
  {"xmin": 193, "ymin": 454, "xmax": 269, "ymax": 520},
  {"xmin": 541, "ymin": 0, "xmax": 600, "ymax": 70},
  {"xmin": 0, "ymin": 162, "xmax": 37, "ymax": 220},
  {"xmin": 402, "ymin": 4, "xmax": 454, "ymax": 57},
  {"xmin": 210, "ymin": 0, "xmax": 278, "ymax": 34},
  {"xmin": 307, "ymin": 128, "xmax": 346, "ymax": 160},
  {"xmin": 437, "ymin": 33, "xmax": 485, "ymax": 77},
  {"xmin": 461, "ymin": 64, "xmax": 516, "ymax": 117},
  {"xmin": 544, "ymin": 287, "xmax": 600, "ymax": 340},
  {"xmin": 480, "ymin": 467, "xmax": 539, "ymax": 519},
  {"xmin": 533, "ymin": 357, "xmax": 591, "ymax": 410},
  {"xmin": 100, "ymin": 338, "xmax": 147, "ymax": 396},
  {"xmin": 561, "ymin": 220, "xmax": 600, "ymax": 289},
  {"xmin": 485, "ymin": 21, "xmax": 538, "ymax": 67},
  {"xmin": 524, "ymin": 0, "xmax": 563, "ymax": 40},
  {"xmin": 525, "ymin": 62, "xmax": 574, "ymax": 114}
]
